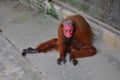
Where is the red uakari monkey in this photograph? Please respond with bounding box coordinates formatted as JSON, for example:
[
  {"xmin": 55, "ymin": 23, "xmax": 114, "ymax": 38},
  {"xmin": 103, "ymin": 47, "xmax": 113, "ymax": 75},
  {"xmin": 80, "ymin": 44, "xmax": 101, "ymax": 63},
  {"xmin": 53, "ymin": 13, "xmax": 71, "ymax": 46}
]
[{"xmin": 22, "ymin": 14, "xmax": 96, "ymax": 65}]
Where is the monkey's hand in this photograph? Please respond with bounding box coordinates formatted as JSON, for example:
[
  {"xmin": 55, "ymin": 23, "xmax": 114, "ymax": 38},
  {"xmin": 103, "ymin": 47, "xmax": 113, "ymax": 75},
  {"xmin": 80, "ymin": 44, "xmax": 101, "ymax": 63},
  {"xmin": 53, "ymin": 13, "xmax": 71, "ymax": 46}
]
[
  {"xmin": 72, "ymin": 59, "xmax": 78, "ymax": 66},
  {"xmin": 57, "ymin": 58, "xmax": 67, "ymax": 65},
  {"xmin": 21, "ymin": 47, "xmax": 39, "ymax": 57}
]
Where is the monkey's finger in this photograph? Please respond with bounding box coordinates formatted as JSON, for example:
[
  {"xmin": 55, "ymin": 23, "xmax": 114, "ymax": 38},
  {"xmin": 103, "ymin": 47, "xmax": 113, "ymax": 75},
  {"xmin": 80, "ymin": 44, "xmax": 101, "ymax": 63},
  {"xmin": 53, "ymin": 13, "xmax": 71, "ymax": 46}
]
[
  {"xmin": 63, "ymin": 59, "xmax": 67, "ymax": 64},
  {"xmin": 57, "ymin": 58, "xmax": 62, "ymax": 65}
]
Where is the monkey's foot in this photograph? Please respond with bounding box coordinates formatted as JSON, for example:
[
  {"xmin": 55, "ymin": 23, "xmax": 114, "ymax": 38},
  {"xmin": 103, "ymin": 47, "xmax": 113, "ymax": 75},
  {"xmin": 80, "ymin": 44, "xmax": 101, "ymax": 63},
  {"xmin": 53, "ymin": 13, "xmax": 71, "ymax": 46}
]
[
  {"xmin": 21, "ymin": 47, "xmax": 39, "ymax": 57},
  {"xmin": 22, "ymin": 49, "xmax": 27, "ymax": 57}
]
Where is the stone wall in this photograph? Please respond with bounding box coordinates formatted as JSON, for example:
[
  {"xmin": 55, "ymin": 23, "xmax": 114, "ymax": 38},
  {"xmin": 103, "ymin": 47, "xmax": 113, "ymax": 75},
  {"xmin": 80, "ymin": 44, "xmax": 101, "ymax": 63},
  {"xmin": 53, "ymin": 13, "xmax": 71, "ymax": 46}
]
[
  {"xmin": 59, "ymin": 0, "xmax": 120, "ymax": 31},
  {"xmin": 53, "ymin": 0, "xmax": 120, "ymax": 50},
  {"xmin": 19, "ymin": 0, "xmax": 46, "ymax": 13}
]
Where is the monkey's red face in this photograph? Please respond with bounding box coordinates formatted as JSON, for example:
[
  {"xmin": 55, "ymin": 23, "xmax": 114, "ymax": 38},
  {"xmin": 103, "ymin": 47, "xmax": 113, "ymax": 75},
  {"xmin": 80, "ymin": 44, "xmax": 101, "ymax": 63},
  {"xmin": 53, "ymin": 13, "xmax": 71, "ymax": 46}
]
[{"xmin": 63, "ymin": 25, "xmax": 73, "ymax": 38}]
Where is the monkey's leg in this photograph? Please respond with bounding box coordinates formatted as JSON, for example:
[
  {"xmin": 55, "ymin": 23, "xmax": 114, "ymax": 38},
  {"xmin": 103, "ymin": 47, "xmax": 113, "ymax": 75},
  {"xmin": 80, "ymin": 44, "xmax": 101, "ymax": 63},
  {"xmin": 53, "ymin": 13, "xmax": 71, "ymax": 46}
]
[
  {"xmin": 70, "ymin": 45, "xmax": 96, "ymax": 65},
  {"xmin": 35, "ymin": 38, "xmax": 58, "ymax": 52},
  {"xmin": 22, "ymin": 38, "xmax": 58, "ymax": 57},
  {"xmin": 71, "ymin": 45, "xmax": 96, "ymax": 58},
  {"xmin": 22, "ymin": 47, "xmax": 39, "ymax": 57}
]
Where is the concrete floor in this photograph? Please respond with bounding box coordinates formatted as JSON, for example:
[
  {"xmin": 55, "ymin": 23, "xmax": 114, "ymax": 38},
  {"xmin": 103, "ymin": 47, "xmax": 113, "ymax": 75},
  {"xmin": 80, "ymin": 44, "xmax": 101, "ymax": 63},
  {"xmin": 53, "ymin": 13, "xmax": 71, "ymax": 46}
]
[{"xmin": 0, "ymin": 1, "xmax": 120, "ymax": 80}]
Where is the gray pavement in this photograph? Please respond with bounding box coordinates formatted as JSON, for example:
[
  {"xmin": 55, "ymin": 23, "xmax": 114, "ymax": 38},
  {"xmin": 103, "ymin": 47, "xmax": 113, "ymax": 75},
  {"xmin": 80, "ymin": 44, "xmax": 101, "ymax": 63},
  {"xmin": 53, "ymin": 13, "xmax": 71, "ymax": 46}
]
[
  {"xmin": 0, "ymin": 33, "xmax": 43, "ymax": 80},
  {"xmin": 0, "ymin": 1, "xmax": 120, "ymax": 80}
]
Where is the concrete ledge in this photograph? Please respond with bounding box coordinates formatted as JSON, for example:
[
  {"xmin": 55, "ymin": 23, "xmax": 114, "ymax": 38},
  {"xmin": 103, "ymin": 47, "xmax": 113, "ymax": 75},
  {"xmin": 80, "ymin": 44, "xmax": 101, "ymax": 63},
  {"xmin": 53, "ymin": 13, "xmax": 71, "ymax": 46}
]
[{"xmin": 52, "ymin": 0, "xmax": 120, "ymax": 50}]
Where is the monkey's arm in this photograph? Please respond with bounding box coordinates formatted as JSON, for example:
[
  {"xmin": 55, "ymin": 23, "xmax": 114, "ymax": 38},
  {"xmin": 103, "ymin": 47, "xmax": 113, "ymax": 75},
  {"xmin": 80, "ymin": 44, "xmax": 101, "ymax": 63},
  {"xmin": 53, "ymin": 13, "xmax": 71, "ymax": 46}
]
[
  {"xmin": 70, "ymin": 44, "xmax": 96, "ymax": 58},
  {"xmin": 57, "ymin": 44, "xmax": 67, "ymax": 65}
]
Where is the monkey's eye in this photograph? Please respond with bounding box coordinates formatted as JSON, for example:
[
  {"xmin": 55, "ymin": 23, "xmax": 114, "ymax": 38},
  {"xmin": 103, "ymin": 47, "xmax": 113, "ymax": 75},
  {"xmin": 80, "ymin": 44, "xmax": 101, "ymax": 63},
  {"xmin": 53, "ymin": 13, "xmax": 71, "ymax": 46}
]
[
  {"xmin": 65, "ymin": 30, "xmax": 68, "ymax": 32},
  {"xmin": 69, "ymin": 30, "xmax": 72, "ymax": 32},
  {"xmin": 65, "ymin": 30, "xmax": 73, "ymax": 32}
]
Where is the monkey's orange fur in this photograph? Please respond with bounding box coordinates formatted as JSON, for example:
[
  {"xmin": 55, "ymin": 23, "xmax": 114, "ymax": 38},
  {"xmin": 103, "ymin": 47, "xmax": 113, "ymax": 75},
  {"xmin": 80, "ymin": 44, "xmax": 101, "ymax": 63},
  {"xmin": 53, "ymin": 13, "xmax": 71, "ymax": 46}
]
[{"xmin": 35, "ymin": 15, "xmax": 96, "ymax": 63}]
